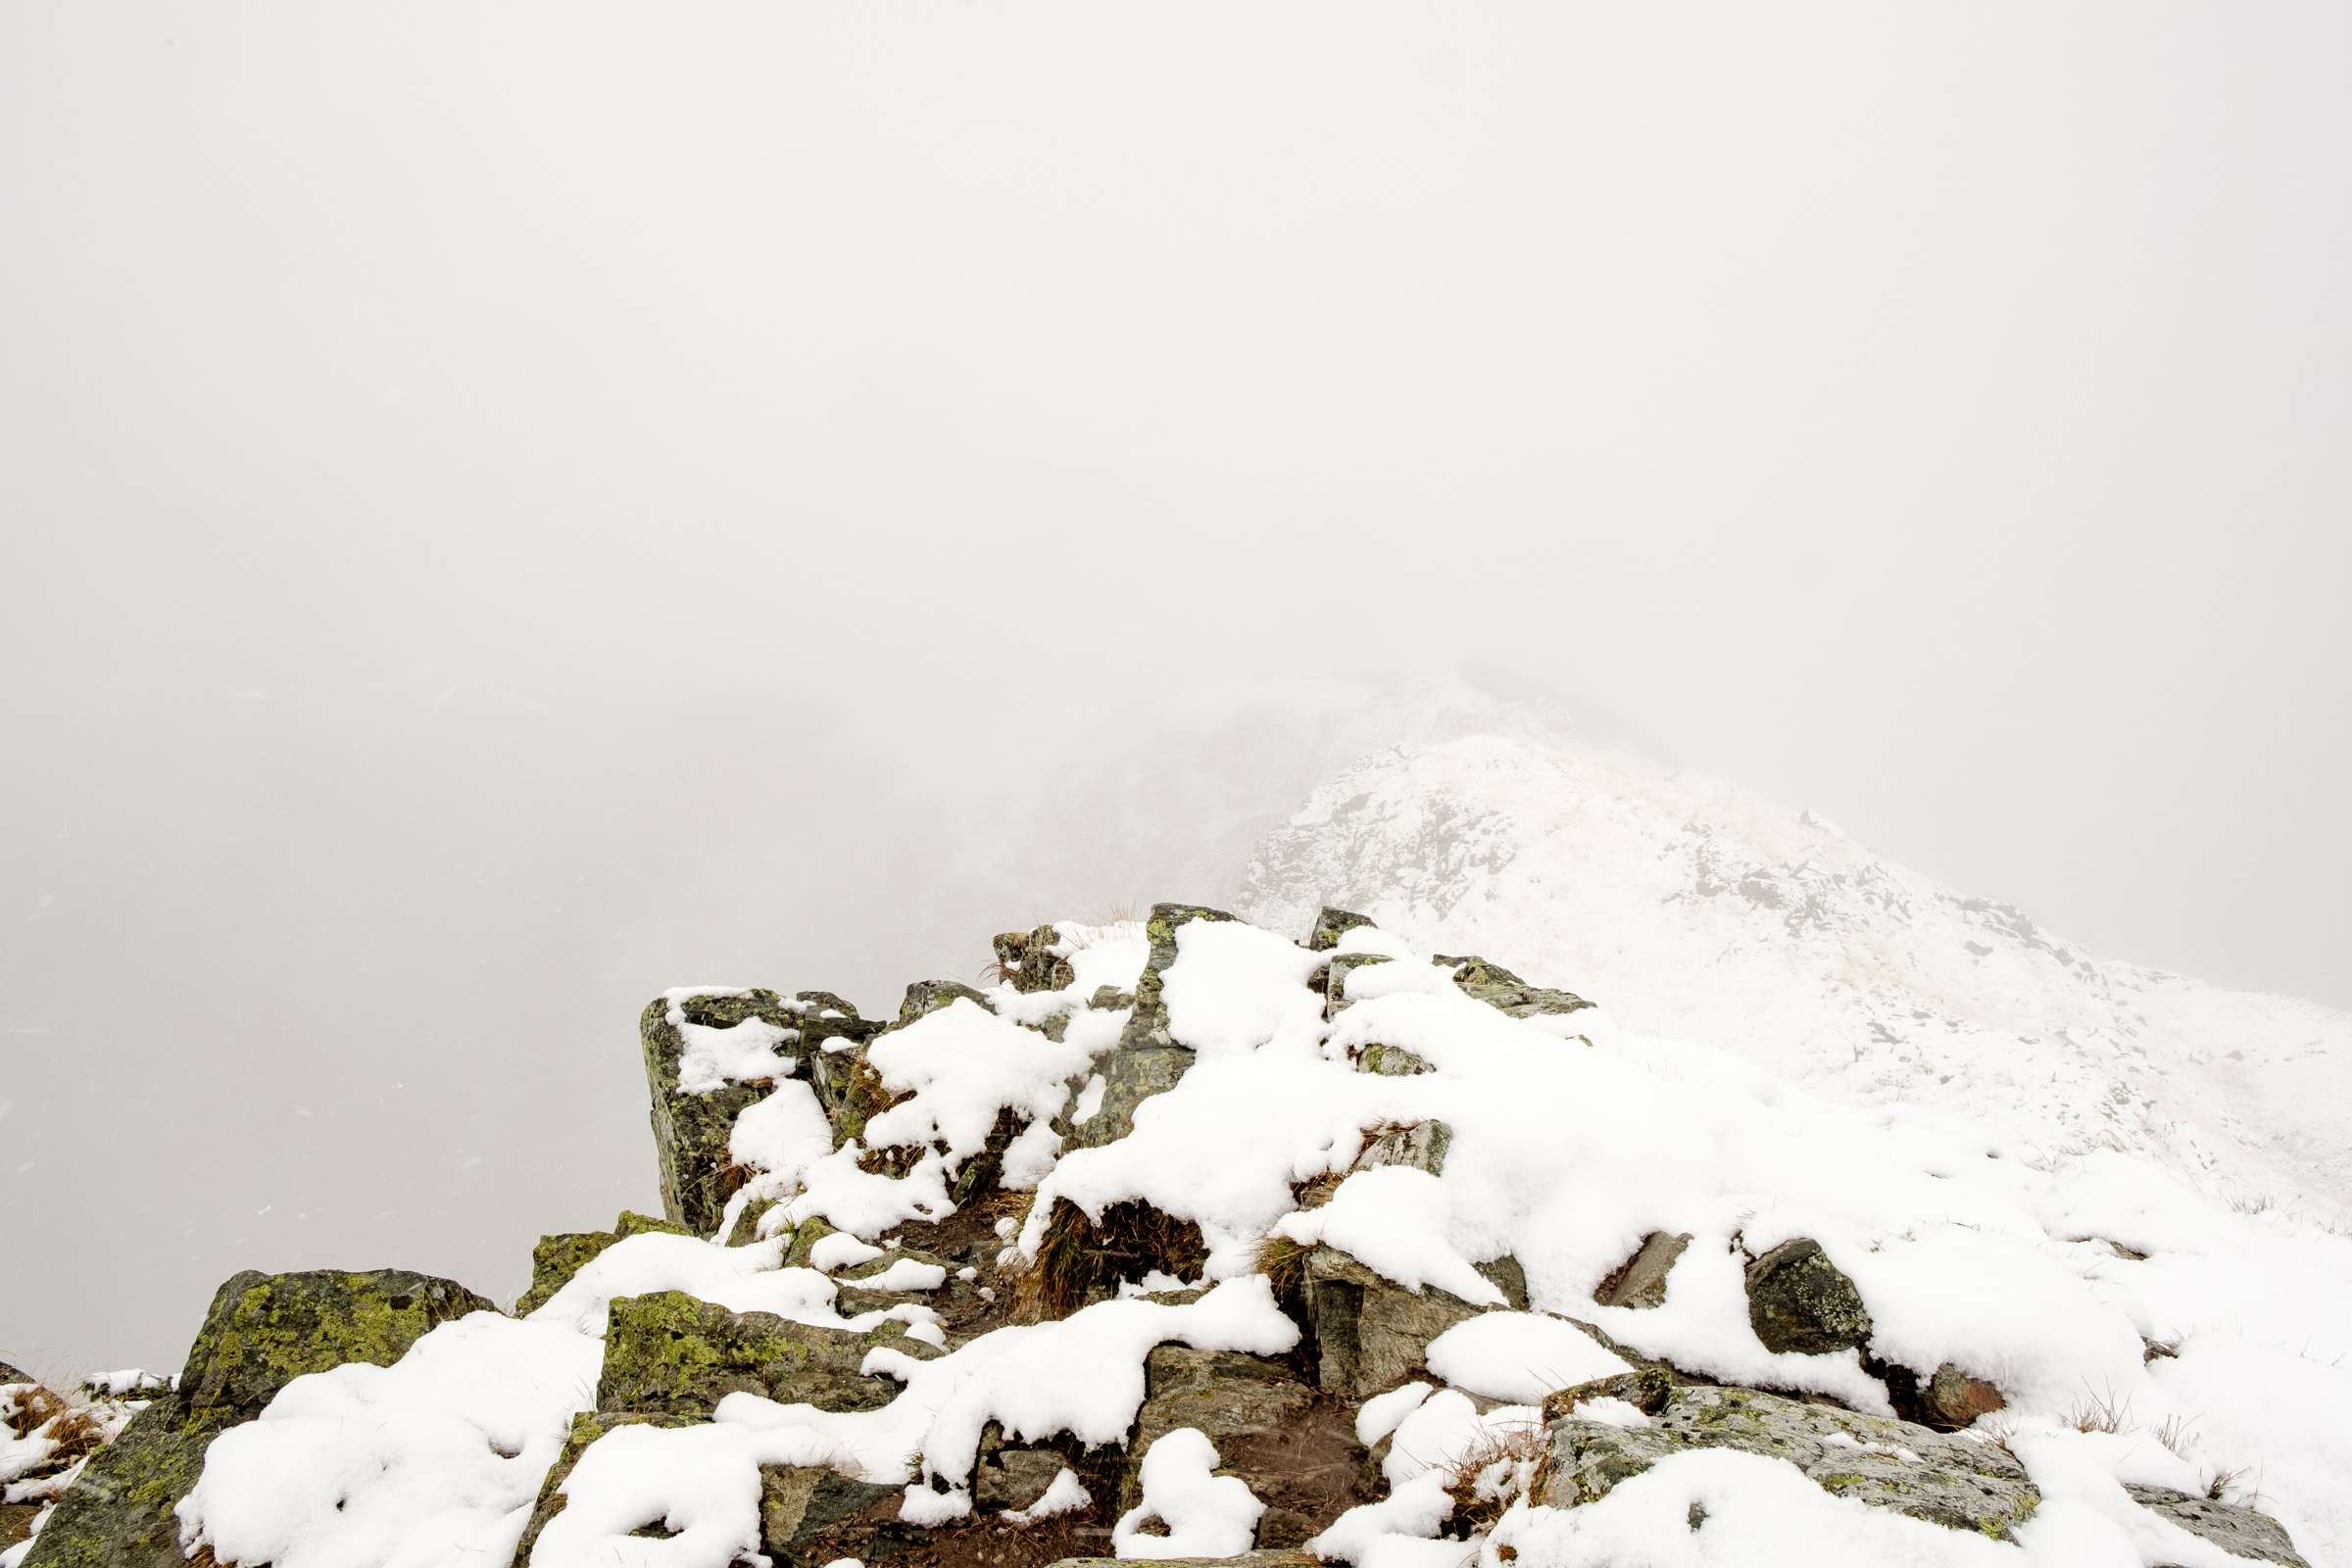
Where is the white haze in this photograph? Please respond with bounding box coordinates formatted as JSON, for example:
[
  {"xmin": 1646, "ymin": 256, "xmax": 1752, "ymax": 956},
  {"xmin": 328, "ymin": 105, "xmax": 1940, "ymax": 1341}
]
[{"xmin": 2, "ymin": 2, "xmax": 2347, "ymax": 1375}]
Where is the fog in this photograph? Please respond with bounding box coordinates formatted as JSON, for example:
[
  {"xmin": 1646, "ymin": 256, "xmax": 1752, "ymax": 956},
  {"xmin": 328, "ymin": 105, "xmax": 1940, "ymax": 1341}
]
[{"xmin": 4, "ymin": 1, "xmax": 2347, "ymax": 1377}]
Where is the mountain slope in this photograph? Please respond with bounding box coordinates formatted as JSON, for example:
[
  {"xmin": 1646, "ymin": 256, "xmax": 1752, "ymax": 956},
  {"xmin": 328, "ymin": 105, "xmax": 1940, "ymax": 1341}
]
[{"xmin": 1240, "ymin": 729, "xmax": 2352, "ymax": 1224}]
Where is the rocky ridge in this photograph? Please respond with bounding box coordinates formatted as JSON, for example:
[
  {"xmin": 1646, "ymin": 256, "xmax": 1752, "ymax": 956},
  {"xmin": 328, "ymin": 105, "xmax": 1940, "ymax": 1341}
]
[{"xmin": 5, "ymin": 903, "xmax": 2328, "ymax": 1568}]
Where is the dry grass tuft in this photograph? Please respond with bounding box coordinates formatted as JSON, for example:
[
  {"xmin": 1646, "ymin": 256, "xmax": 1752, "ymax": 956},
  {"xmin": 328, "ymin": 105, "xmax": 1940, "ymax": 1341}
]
[
  {"xmin": 1011, "ymin": 1198, "xmax": 1207, "ymax": 1321},
  {"xmin": 1438, "ymin": 1421, "xmax": 1549, "ymax": 1537}
]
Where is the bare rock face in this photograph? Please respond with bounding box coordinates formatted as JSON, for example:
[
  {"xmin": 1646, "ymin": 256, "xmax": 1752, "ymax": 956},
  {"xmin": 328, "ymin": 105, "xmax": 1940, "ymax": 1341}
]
[
  {"xmin": 1743, "ymin": 1238, "xmax": 1873, "ymax": 1354},
  {"xmin": 1536, "ymin": 1380, "xmax": 2040, "ymax": 1540},
  {"xmin": 1594, "ymin": 1231, "xmax": 1691, "ymax": 1309}
]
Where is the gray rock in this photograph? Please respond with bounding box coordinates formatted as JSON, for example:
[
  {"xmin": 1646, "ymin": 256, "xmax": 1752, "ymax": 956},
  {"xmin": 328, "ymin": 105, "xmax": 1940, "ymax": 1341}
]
[
  {"xmin": 1354, "ymin": 1042, "xmax": 1434, "ymax": 1077},
  {"xmin": 1745, "ymin": 1238, "xmax": 1873, "ymax": 1355},
  {"xmin": 596, "ymin": 1291, "xmax": 915, "ymax": 1418},
  {"xmin": 1436, "ymin": 954, "xmax": 1594, "ymax": 1020},
  {"xmin": 2126, "ymin": 1485, "xmax": 2309, "ymax": 1567},
  {"xmin": 1118, "ymin": 903, "xmax": 1242, "ymax": 1053},
  {"xmin": 897, "ymin": 977, "xmax": 994, "ymax": 1025},
  {"xmin": 0, "ymin": 1359, "xmax": 29, "ymax": 1388},
  {"xmin": 1306, "ymin": 906, "xmax": 1377, "ymax": 952},
  {"xmin": 1594, "ymin": 1232, "xmax": 1692, "ymax": 1310},
  {"xmin": 760, "ymin": 1464, "xmax": 908, "ymax": 1552},
  {"xmin": 1076, "ymin": 1042, "xmax": 1194, "ymax": 1150},
  {"xmin": 976, "ymin": 1441, "xmax": 1075, "ymax": 1511},
  {"xmin": 1535, "ymin": 1381, "xmax": 2040, "ymax": 1541},
  {"xmin": 1304, "ymin": 1248, "xmax": 1488, "ymax": 1400},
  {"xmin": 27, "ymin": 1267, "xmax": 487, "ymax": 1568},
  {"xmin": 1324, "ymin": 952, "xmax": 1392, "ymax": 1016},
  {"xmin": 640, "ymin": 989, "xmax": 810, "ymax": 1235},
  {"xmin": 1356, "ymin": 1119, "xmax": 1452, "ymax": 1177}
]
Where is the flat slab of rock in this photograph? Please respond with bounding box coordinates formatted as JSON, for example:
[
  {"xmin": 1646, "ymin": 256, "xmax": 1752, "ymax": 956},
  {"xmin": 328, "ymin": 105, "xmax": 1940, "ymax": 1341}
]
[
  {"xmin": 1535, "ymin": 1381, "xmax": 2039, "ymax": 1541},
  {"xmin": 2127, "ymin": 1484, "xmax": 2308, "ymax": 1567}
]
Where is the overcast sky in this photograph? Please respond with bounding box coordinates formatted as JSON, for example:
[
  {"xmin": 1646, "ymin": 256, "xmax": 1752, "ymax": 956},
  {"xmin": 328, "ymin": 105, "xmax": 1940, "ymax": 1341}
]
[{"xmin": 4, "ymin": 1, "xmax": 2347, "ymax": 1376}]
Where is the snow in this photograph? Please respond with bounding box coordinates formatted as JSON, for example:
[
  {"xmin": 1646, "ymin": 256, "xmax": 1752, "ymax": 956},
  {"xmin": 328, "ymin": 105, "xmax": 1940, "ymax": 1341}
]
[
  {"xmin": 808, "ymin": 1233, "xmax": 886, "ymax": 1273},
  {"xmin": 1357, "ymin": 1381, "xmax": 1434, "ymax": 1446},
  {"xmin": 1113, "ymin": 1427, "xmax": 1264, "ymax": 1559},
  {"xmin": 1275, "ymin": 1167, "xmax": 1502, "ymax": 1306},
  {"xmin": 851, "ymin": 1257, "xmax": 948, "ymax": 1293},
  {"xmin": 864, "ymin": 999, "xmax": 1091, "ymax": 1166},
  {"xmin": 1423, "ymin": 1312, "xmax": 1633, "ymax": 1403},
  {"xmin": 1003, "ymin": 1467, "xmax": 1092, "ymax": 1525}
]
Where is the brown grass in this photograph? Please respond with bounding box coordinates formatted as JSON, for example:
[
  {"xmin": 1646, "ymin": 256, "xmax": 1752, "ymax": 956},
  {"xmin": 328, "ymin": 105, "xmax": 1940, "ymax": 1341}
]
[
  {"xmin": 1437, "ymin": 1421, "xmax": 1549, "ymax": 1537},
  {"xmin": 1010, "ymin": 1198, "xmax": 1207, "ymax": 1321}
]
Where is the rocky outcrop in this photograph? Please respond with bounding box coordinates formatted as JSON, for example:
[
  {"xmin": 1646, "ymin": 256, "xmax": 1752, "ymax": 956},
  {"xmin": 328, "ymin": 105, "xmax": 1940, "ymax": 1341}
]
[
  {"xmin": 1535, "ymin": 1378, "xmax": 2040, "ymax": 1540},
  {"xmin": 1743, "ymin": 1237, "xmax": 1872, "ymax": 1355},
  {"xmin": 23, "ymin": 1267, "xmax": 488, "ymax": 1568},
  {"xmin": 641, "ymin": 989, "xmax": 882, "ymax": 1236}
]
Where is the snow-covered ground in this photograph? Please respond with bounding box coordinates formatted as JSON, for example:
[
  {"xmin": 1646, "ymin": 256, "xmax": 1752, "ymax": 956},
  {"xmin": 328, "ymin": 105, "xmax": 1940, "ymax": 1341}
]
[{"xmin": 1242, "ymin": 726, "xmax": 2352, "ymax": 1228}]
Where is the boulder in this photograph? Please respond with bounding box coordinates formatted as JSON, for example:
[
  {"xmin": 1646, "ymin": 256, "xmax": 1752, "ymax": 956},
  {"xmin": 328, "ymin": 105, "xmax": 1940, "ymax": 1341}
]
[
  {"xmin": 1744, "ymin": 1238, "xmax": 1872, "ymax": 1355},
  {"xmin": 24, "ymin": 1267, "xmax": 488, "ymax": 1568},
  {"xmin": 0, "ymin": 1358, "xmax": 29, "ymax": 1387},
  {"xmin": 1324, "ymin": 952, "xmax": 1391, "ymax": 1016},
  {"xmin": 975, "ymin": 1432, "xmax": 1076, "ymax": 1512},
  {"xmin": 1305, "ymin": 907, "xmax": 1376, "ymax": 952},
  {"xmin": 1435, "ymin": 955, "xmax": 1593, "ymax": 1020},
  {"xmin": 514, "ymin": 1410, "xmax": 684, "ymax": 1564},
  {"xmin": 1303, "ymin": 1248, "xmax": 1488, "ymax": 1400},
  {"xmin": 760, "ymin": 1464, "xmax": 910, "ymax": 1554},
  {"xmin": 1356, "ymin": 1119, "xmax": 1452, "ymax": 1178},
  {"xmin": 1124, "ymin": 1347, "xmax": 1368, "ymax": 1546},
  {"xmin": 640, "ymin": 989, "xmax": 802, "ymax": 1235},
  {"xmin": 595, "ymin": 1291, "xmax": 917, "ymax": 1418},
  {"xmin": 1119, "ymin": 903, "xmax": 1240, "ymax": 1053},
  {"xmin": 1354, "ymin": 1042, "xmax": 1433, "ymax": 1077},
  {"xmin": 1072, "ymin": 905, "xmax": 1238, "ymax": 1150},
  {"xmin": 898, "ymin": 977, "xmax": 994, "ymax": 1025},
  {"xmin": 1593, "ymin": 1231, "xmax": 1691, "ymax": 1310},
  {"xmin": 175, "ymin": 1268, "xmax": 493, "ymax": 1416},
  {"xmin": 1534, "ymin": 1380, "xmax": 2040, "ymax": 1541},
  {"xmin": 1917, "ymin": 1362, "xmax": 2006, "ymax": 1429},
  {"xmin": 515, "ymin": 1211, "xmax": 695, "ymax": 1316},
  {"xmin": 2125, "ymin": 1484, "xmax": 2308, "ymax": 1567}
]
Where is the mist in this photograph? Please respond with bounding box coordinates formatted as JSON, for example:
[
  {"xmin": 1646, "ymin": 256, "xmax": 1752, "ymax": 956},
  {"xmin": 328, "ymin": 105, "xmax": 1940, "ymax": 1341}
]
[{"xmin": 4, "ymin": 1, "xmax": 2347, "ymax": 1378}]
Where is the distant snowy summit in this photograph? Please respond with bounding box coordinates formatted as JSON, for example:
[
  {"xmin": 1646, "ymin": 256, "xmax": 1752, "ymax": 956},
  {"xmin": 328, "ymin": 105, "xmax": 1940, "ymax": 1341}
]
[
  {"xmin": 1238, "ymin": 728, "xmax": 2352, "ymax": 1223},
  {"xmin": 15, "ymin": 901, "xmax": 2345, "ymax": 1568}
]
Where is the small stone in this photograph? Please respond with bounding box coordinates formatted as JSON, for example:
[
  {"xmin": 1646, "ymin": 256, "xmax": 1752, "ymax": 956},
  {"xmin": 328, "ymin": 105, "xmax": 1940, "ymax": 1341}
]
[
  {"xmin": 1356, "ymin": 1119, "xmax": 1452, "ymax": 1177},
  {"xmin": 1306, "ymin": 907, "xmax": 1377, "ymax": 952},
  {"xmin": 1920, "ymin": 1363, "xmax": 2005, "ymax": 1428}
]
